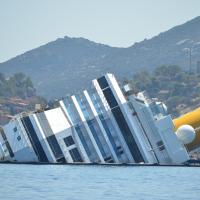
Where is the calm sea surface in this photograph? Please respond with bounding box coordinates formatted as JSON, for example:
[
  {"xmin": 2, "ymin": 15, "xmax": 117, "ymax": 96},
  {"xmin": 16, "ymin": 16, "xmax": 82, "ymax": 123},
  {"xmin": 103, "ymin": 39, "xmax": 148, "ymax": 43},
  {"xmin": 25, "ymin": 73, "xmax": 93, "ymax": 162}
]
[{"xmin": 0, "ymin": 164, "xmax": 199, "ymax": 200}]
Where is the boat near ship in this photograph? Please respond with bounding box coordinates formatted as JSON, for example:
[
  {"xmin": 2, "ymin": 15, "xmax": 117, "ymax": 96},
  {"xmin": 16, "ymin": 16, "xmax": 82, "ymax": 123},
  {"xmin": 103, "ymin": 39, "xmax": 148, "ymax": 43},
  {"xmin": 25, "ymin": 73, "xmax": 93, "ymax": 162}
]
[{"xmin": 0, "ymin": 73, "xmax": 198, "ymax": 165}]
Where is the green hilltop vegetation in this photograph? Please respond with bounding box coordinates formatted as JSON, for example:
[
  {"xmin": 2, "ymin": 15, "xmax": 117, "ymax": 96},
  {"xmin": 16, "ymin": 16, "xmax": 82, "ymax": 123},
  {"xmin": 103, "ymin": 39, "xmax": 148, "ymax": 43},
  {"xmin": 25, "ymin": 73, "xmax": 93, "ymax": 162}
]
[
  {"xmin": 0, "ymin": 72, "xmax": 36, "ymax": 98},
  {"xmin": 127, "ymin": 65, "xmax": 200, "ymax": 118},
  {"xmin": 0, "ymin": 73, "xmax": 46, "ymax": 125}
]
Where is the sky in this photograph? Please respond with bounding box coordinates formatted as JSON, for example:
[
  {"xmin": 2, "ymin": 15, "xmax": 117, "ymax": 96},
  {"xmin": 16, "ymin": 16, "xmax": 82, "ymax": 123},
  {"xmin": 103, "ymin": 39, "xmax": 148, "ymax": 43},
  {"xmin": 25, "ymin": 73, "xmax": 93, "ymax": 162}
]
[{"xmin": 0, "ymin": 0, "xmax": 200, "ymax": 63}]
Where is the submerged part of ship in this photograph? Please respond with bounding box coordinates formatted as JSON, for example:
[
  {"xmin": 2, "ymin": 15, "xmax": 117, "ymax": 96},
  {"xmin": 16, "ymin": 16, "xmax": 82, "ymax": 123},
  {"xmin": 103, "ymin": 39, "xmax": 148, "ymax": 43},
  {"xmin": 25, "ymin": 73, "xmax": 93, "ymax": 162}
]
[{"xmin": 0, "ymin": 73, "xmax": 195, "ymax": 164}]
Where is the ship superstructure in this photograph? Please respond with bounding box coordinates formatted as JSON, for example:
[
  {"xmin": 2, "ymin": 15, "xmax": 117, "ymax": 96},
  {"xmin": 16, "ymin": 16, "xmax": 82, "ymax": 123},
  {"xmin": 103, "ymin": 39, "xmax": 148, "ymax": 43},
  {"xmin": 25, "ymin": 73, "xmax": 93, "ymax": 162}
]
[{"xmin": 0, "ymin": 74, "xmax": 190, "ymax": 164}]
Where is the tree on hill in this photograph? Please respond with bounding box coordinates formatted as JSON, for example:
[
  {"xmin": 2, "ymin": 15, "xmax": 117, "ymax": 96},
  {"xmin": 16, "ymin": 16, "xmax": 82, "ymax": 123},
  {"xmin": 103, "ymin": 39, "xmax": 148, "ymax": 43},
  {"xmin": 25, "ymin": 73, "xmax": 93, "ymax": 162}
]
[
  {"xmin": 0, "ymin": 72, "xmax": 36, "ymax": 98},
  {"xmin": 128, "ymin": 65, "xmax": 200, "ymax": 117},
  {"xmin": 0, "ymin": 72, "xmax": 47, "ymax": 125}
]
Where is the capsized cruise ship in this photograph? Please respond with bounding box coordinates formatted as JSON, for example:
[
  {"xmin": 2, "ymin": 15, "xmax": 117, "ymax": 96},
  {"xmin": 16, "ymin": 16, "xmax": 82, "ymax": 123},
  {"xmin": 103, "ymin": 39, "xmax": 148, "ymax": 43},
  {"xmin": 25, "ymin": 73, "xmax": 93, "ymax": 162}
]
[{"xmin": 0, "ymin": 73, "xmax": 193, "ymax": 164}]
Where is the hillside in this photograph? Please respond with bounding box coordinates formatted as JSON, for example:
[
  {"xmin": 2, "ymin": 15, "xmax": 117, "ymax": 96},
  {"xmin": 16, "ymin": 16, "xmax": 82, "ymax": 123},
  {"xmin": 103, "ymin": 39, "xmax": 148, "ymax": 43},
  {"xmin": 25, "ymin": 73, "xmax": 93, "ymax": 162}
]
[
  {"xmin": 0, "ymin": 73, "xmax": 46, "ymax": 125},
  {"xmin": 0, "ymin": 16, "xmax": 200, "ymax": 99}
]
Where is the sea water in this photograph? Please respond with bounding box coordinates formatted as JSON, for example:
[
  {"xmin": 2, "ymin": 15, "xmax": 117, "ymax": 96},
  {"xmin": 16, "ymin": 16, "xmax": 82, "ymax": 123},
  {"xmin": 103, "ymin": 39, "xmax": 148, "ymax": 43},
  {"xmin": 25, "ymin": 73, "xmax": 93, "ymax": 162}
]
[{"xmin": 0, "ymin": 164, "xmax": 199, "ymax": 200}]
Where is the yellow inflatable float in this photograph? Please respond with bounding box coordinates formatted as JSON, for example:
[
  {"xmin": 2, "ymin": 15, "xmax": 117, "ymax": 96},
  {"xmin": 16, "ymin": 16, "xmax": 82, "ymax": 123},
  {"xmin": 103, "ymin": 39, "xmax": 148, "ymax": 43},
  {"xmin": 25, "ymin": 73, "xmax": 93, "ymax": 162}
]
[{"xmin": 173, "ymin": 108, "xmax": 200, "ymax": 151}]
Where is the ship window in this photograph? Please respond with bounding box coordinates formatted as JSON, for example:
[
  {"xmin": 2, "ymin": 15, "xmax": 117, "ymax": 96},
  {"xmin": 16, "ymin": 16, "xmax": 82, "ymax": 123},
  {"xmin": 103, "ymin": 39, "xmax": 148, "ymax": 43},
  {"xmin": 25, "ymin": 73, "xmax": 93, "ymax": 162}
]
[
  {"xmin": 17, "ymin": 136, "xmax": 21, "ymax": 141},
  {"xmin": 69, "ymin": 148, "xmax": 83, "ymax": 162},
  {"xmin": 13, "ymin": 127, "xmax": 17, "ymax": 132},
  {"xmin": 117, "ymin": 146, "xmax": 124, "ymax": 155},
  {"xmin": 119, "ymin": 150, "xmax": 124, "ymax": 155},
  {"xmin": 157, "ymin": 141, "xmax": 165, "ymax": 151},
  {"xmin": 47, "ymin": 135, "xmax": 65, "ymax": 160},
  {"xmin": 103, "ymin": 88, "xmax": 118, "ymax": 108},
  {"xmin": 157, "ymin": 141, "xmax": 164, "ymax": 147},
  {"xmin": 97, "ymin": 76, "xmax": 109, "ymax": 89},
  {"xmin": 64, "ymin": 136, "xmax": 75, "ymax": 147},
  {"xmin": 159, "ymin": 146, "xmax": 165, "ymax": 151},
  {"xmin": 104, "ymin": 156, "xmax": 113, "ymax": 162}
]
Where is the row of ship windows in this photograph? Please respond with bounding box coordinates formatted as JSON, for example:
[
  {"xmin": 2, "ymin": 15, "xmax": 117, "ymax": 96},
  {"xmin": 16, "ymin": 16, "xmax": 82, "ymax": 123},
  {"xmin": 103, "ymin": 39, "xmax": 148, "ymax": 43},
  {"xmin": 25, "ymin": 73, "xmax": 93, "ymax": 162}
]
[{"xmin": 12, "ymin": 127, "xmax": 21, "ymax": 141}]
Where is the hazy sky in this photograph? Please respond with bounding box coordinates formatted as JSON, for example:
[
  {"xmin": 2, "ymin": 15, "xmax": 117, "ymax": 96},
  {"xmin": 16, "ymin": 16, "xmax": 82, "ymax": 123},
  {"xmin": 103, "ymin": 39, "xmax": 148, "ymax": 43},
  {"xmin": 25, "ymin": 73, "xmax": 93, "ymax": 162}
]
[{"xmin": 0, "ymin": 0, "xmax": 200, "ymax": 62}]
